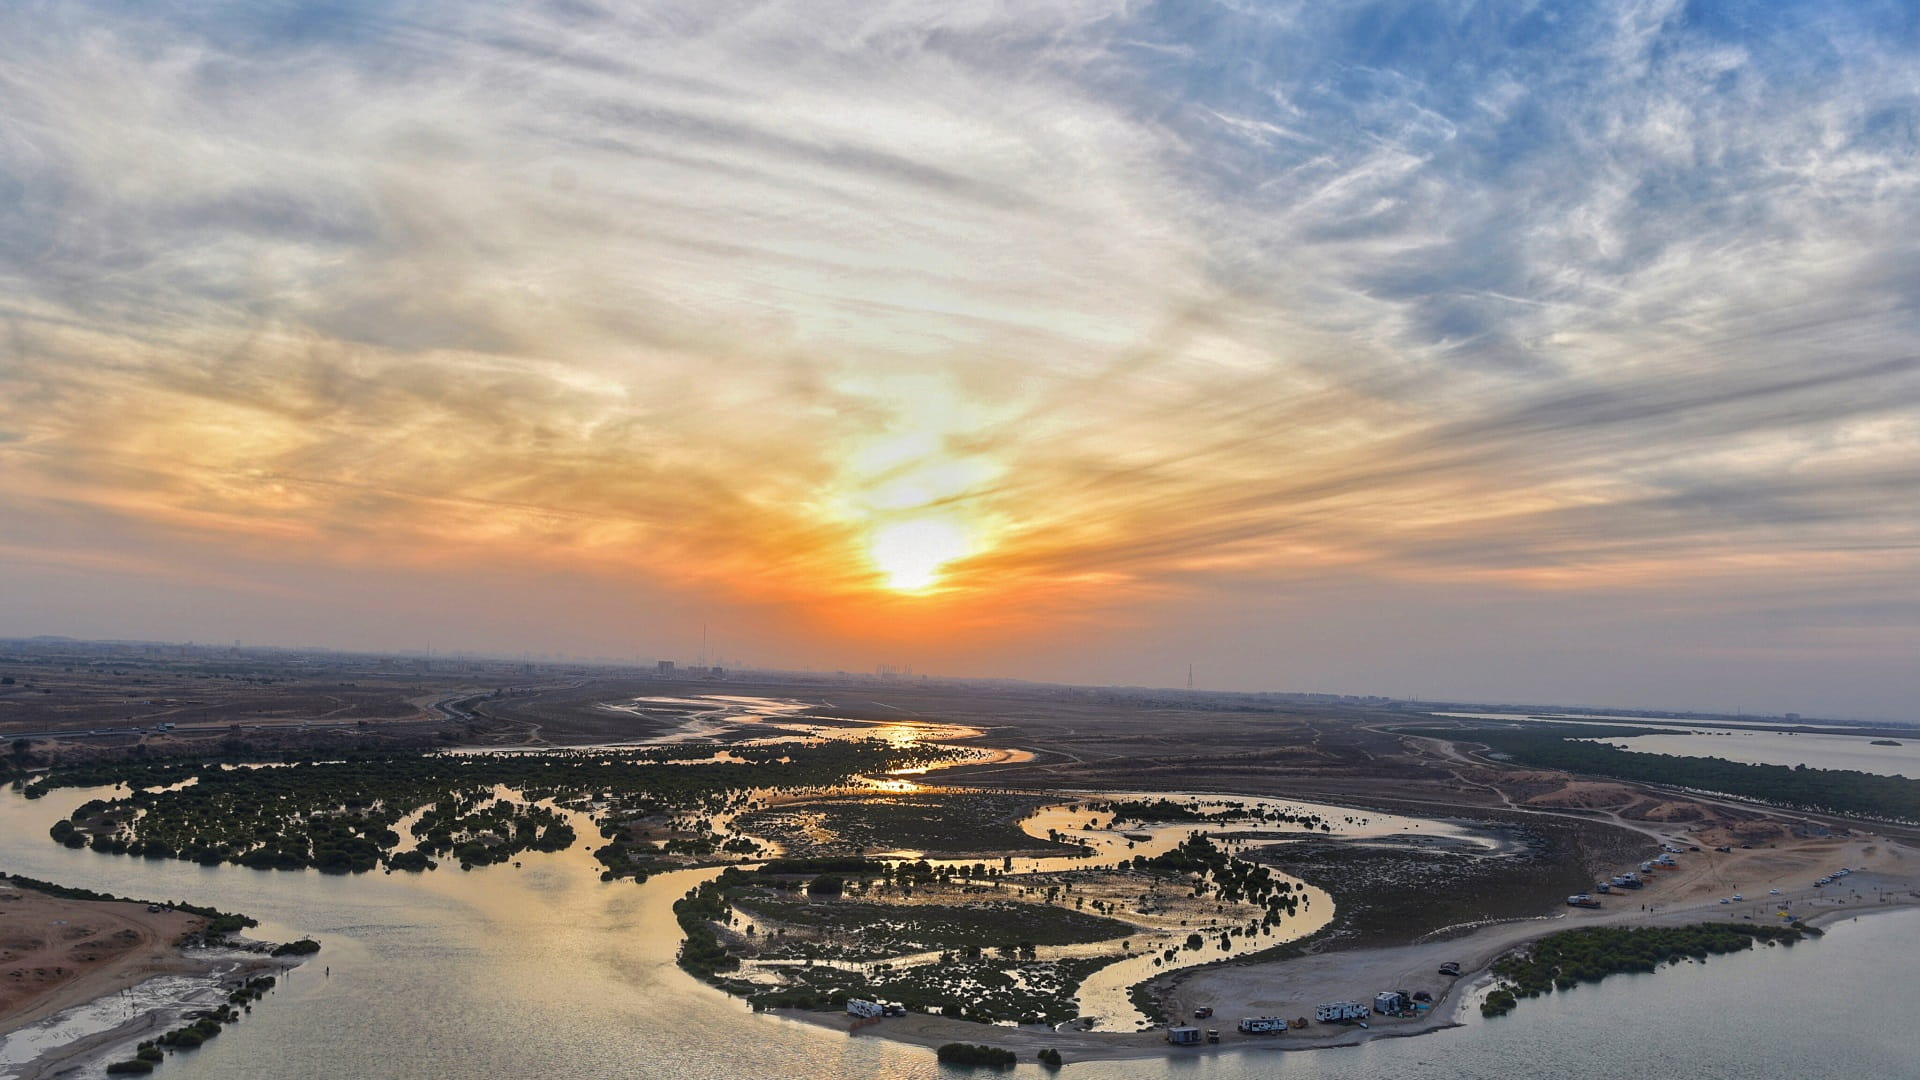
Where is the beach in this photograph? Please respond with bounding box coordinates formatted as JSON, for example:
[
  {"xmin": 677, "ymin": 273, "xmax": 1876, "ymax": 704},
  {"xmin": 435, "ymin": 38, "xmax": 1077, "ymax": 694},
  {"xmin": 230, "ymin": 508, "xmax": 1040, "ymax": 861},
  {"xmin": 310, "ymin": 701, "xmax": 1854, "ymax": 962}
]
[
  {"xmin": 0, "ymin": 880, "xmax": 312, "ymax": 1080},
  {"xmin": 0, "ymin": 882, "xmax": 210, "ymax": 1035}
]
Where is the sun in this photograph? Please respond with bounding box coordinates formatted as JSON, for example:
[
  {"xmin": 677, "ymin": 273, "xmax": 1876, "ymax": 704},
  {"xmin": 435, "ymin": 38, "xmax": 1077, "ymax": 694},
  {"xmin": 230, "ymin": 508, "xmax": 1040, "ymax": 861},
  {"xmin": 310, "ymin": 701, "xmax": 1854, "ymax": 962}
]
[{"xmin": 868, "ymin": 517, "xmax": 971, "ymax": 593}]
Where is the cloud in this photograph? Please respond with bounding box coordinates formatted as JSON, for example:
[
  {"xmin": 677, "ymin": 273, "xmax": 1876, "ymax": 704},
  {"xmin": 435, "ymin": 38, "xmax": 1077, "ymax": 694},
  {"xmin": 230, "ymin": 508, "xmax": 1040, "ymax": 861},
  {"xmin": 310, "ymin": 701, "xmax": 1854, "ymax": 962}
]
[{"xmin": 0, "ymin": 0, "xmax": 1914, "ymax": 710}]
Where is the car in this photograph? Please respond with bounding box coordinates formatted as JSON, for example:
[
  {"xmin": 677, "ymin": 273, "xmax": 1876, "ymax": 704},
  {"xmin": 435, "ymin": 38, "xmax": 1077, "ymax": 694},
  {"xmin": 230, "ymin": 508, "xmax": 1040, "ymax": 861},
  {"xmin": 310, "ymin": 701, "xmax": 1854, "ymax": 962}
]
[
  {"xmin": 1719, "ymin": 898, "xmax": 1730, "ymax": 904},
  {"xmin": 1732, "ymin": 894, "xmax": 1745, "ymax": 901},
  {"xmin": 1768, "ymin": 889, "xmax": 1781, "ymax": 895},
  {"xmin": 1194, "ymin": 1007, "xmax": 1213, "ymax": 1019}
]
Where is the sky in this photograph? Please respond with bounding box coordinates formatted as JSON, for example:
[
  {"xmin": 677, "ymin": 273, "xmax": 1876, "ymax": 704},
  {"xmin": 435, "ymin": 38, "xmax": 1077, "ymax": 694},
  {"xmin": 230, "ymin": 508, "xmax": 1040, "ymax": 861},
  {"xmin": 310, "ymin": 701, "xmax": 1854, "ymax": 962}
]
[{"xmin": 1, "ymin": 1, "xmax": 1916, "ymax": 718}]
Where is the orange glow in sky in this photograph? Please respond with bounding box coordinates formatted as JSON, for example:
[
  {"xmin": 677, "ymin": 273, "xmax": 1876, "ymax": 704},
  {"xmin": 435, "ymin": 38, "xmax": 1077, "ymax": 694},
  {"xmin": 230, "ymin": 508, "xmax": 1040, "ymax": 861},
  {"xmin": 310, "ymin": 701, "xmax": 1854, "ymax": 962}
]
[{"xmin": 0, "ymin": 2, "xmax": 1914, "ymax": 716}]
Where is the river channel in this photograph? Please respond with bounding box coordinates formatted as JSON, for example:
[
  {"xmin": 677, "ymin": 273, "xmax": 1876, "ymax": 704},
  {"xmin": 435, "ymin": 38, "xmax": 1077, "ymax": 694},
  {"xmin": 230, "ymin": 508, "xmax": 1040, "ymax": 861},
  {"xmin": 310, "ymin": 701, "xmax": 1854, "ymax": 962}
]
[{"xmin": 3, "ymin": 699, "xmax": 1916, "ymax": 1078}]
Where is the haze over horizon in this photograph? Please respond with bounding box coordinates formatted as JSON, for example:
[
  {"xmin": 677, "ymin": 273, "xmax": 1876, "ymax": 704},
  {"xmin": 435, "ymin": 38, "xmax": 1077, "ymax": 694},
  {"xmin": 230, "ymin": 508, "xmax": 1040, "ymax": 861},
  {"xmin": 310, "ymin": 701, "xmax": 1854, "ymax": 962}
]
[{"xmin": 2, "ymin": 1, "xmax": 1916, "ymax": 720}]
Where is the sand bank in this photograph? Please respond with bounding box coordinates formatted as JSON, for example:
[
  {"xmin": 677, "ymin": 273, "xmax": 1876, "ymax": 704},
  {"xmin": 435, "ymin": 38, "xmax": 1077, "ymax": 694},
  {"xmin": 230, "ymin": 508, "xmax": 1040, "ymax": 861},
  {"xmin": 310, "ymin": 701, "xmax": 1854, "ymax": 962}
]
[
  {"xmin": 0, "ymin": 882, "xmax": 211, "ymax": 1035},
  {"xmin": 1, "ymin": 881, "xmax": 310, "ymax": 1080}
]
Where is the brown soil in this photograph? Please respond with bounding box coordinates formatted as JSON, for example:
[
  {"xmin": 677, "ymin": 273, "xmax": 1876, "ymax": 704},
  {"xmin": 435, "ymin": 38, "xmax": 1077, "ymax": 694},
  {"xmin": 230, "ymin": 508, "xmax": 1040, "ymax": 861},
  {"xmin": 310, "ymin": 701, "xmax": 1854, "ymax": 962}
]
[{"xmin": 0, "ymin": 885, "xmax": 208, "ymax": 1035}]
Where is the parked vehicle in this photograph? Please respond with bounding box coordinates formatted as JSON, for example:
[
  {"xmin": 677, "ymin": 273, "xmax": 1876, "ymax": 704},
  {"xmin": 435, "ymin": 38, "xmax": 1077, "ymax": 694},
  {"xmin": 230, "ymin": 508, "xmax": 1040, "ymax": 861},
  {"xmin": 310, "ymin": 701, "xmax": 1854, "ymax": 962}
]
[{"xmin": 1315, "ymin": 1001, "xmax": 1370, "ymax": 1023}]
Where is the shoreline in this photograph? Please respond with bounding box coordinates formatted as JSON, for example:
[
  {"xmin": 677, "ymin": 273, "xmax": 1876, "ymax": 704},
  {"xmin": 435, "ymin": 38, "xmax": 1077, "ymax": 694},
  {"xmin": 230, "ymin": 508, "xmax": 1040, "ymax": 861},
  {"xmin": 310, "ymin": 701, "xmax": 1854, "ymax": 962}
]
[
  {"xmin": 3, "ymin": 952, "xmax": 307, "ymax": 1080},
  {"xmin": 1, "ymin": 879, "xmax": 314, "ymax": 1080},
  {"xmin": 771, "ymin": 832, "xmax": 1920, "ymax": 1063},
  {"xmin": 0, "ymin": 884, "xmax": 211, "ymax": 1036}
]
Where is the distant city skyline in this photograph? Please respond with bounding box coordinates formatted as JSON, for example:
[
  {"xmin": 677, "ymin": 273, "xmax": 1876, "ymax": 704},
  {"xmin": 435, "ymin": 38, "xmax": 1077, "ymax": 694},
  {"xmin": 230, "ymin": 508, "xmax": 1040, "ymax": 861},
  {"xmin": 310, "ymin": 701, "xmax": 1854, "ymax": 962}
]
[{"xmin": 1, "ymin": 2, "xmax": 1915, "ymax": 720}]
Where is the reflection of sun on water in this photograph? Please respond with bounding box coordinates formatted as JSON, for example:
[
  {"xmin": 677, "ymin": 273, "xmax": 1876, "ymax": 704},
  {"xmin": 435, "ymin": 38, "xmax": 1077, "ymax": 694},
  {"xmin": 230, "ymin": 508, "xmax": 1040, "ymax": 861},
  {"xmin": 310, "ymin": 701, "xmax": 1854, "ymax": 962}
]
[
  {"xmin": 865, "ymin": 723, "xmax": 923, "ymax": 746},
  {"xmin": 865, "ymin": 777, "xmax": 923, "ymax": 793},
  {"xmin": 868, "ymin": 516, "xmax": 970, "ymax": 592}
]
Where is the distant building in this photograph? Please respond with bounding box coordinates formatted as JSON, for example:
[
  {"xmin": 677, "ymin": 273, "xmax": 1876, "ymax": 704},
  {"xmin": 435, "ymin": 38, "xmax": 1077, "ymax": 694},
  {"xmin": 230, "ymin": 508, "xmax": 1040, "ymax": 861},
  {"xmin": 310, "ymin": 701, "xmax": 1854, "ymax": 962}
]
[{"xmin": 656, "ymin": 660, "xmax": 675, "ymax": 675}]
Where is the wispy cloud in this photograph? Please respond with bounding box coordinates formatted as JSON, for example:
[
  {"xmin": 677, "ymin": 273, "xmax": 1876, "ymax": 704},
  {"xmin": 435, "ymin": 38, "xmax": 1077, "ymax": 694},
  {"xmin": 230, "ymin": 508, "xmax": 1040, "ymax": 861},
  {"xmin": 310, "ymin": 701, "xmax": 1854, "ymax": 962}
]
[{"xmin": 0, "ymin": 1, "xmax": 1914, "ymax": 710}]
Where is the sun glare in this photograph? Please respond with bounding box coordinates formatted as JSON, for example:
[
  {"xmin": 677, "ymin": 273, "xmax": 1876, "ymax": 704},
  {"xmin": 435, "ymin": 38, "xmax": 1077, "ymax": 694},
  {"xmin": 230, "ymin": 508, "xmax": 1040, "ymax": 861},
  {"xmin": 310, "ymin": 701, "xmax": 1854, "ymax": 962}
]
[{"xmin": 869, "ymin": 517, "xmax": 970, "ymax": 592}]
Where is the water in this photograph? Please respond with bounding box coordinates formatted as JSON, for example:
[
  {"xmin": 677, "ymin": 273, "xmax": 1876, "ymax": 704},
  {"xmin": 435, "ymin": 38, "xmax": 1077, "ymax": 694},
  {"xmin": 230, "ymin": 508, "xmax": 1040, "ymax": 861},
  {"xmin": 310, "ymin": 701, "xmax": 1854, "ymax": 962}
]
[
  {"xmin": 0, "ymin": 972, "xmax": 225, "ymax": 1072},
  {"xmin": 5, "ymin": 782, "xmax": 1918, "ymax": 1079},
  {"xmin": 599, "ymin": 694, "xmax": 991, "ymax": 747},
  {"xmin": 1432, "ymin": 711, "xmax": 1884, "ymax": 733},
  {"xmin": 1578, "ymin": 731, "xmax": 1920, "ymax": 779},
  {"xmin": 1433, "ymin": 711, "xmax": 1920, "ymax": 779},
  {"xmin": 0, "ymin": 784, "xmax": 938, "ymax": 1080},
  {"xmin": 1073, "ymin": 907, "xmax": 1920, "ymax": 1079},
  {"xmin": 1007, "ymin": 793, "xmax": 1500, "ymax": 1028}
]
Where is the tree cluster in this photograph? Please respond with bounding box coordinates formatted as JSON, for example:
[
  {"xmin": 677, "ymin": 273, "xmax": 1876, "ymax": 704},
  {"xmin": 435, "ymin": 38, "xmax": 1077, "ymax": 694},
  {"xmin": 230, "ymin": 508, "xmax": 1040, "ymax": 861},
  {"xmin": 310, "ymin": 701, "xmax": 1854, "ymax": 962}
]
[
  {"xmin": 1481, "ymin": 922, "xmax": 1801, "ymax": 1017},
  {"xmin": 1414, "ymin": 724, "xmax": 1920, "ymax": 821},
  {"xmin": 935, "ymin": 1043, "xmax": 1016, "ymax": 1068}
]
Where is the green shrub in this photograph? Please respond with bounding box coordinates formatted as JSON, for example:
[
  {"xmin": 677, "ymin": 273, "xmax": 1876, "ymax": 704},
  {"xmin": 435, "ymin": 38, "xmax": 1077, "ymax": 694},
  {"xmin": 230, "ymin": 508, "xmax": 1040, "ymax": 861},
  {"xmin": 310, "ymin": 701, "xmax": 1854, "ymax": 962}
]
[
  {"xmin": 1481, "ymin": 923, "xmax": 1800, "ymax": 1019},
  {"xmin": 935, "ymin": 1043, "xmax": 1017, "ymax": 1068}
]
